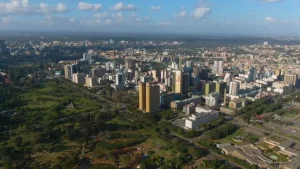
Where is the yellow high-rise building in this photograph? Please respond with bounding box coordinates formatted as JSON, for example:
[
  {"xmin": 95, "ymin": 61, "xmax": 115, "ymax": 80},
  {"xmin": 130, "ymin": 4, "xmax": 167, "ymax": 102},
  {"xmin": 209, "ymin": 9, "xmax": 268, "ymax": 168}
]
[
  {"xmin": 146, "ymin": 83, "xmax": 160, "ymax": 113},
  {"xmin": 139, "ymin": 82, "xmax": 146, "ymax": 110},
  {"xmin": 172, "ymin": 70, "xmax": 182, "ymax": 94},
  {"xmin": 274, "ymin": 69, "xmax": 281, "ymax": 76},
  {"xmin": 284, "ymin": 74, "xmax": 298, "ymax": 88},
  {"xmin": 139, "ymin": 82, "xmax": 160, "ymax": 113}
]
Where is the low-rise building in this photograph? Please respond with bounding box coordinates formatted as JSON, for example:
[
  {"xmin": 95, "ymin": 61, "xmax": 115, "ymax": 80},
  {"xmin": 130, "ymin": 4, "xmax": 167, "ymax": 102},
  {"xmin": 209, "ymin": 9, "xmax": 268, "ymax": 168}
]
[
  {"xmin": 184, "ymin": 107, "xmax": 218, "ymax": 129},
  {"xmin": 229, "ymin": 98, "xmax": 248, "ymax": 109},
  {"xmin": 170, "ymin": 96, "xmax": 202, "ymax": 109}
]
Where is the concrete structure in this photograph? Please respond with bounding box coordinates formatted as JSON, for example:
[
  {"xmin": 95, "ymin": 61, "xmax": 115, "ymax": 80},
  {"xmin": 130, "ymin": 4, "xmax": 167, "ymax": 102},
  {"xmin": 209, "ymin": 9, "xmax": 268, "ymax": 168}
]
[
  {"xmin": 170, "ymin": 96, "xmax": 202, "ymax": 109},
  {"xmin": 183, "ymin": 104, "xmax": 196, "ymax": 115},
  {"xmin": 160, "ymin": 93, "xmax": 176, "ymax": 108},
  {"xmin": 184, "ymin": 107, "xmax": 219, "ymax": 129},
  {"xmin": 213, "ymin": 60, "xmax": 223, "ymax": 76},
  {"xmin": 172, "ymin": 70, "xmax": 182, "ymax": 94},
  {"xmin": 72, "ymin": 73, "xmax": 86, "ymax": 85},
  {"xmin": 248, "ymin": 67, "xmax": 256, "ymax": 82},
  {"xmin": 140, "ymin": 75, "xmax": 152, "ymax": 83},
  {"xmin": 229, "ymin": 81, "xmax": 240, "ymax": 96},
  {"xmin": 125, "ymin": 59, "xmax": 135, "ymax": 70},
  {"xmin": 64, "ymin": 64, "xmax": 78, "ymax": 80},
  {"xmin": 109, "ymin": 39, "xmax": 114, "ymax": 45},
  {"xmin": 224, "ymin": 73, "xmax": 233, "ymax": 87},
  {"xmin": 205, "ymin": 92, "xmax": 220, "ymax": 107},
  {"xmin": 115, "ymin": 72, "xmax": 125, "ymax": 87},
  {"xmin": 284, "ymin": 74, "xmax": 298, "ymax": 88},
  {"xmin": 92, "ymin": 68, "xmax": 105, "ymax": 78},
  {"xmin": 229, "ymin": 98, "xmax": 248, "ymax": 109},
  {"xmin": 268, "ymin": 81, "xmax": 292, "ymax": 95},
  {"xmin": 85, "ymin": 75, "xmax": 98, "ymax": 88}
]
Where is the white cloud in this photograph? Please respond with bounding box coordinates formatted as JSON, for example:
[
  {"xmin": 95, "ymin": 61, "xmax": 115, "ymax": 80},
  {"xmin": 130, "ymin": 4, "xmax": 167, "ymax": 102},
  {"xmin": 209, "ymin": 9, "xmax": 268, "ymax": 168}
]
[
  {"xmin": 78, "ymin": 2, "xmax": 102, "ymax": 11},
  {"xmin": 150, "ymin": 6, "xmax": 161, "ymax": 11},
  {"xmin": 0, "ymin": 0, "xmax": 68, "ymax": 15},
  {"xmin": 265, "ymin": 16, "xmax": 276, "ymax": 22},
  {"xmin": 110, "ymin": 2, "xmax": 138, "ymax": 11},
  {"xmin": 176, "ymin": 9, "xmax": 187, "ymax": 17},
  {"xmin": 93, "ymin": 12, "xmax": 109, "ymax": 18},
  {"xmin": 193, "ymin": 7, "xmax": 211, "ymax": 19},
  {"xmin": 112, "ymin": 12, "xmax": 123, "ymax": 18},
  {"xmin": 0, "ymin": 16, "xmax": 12, "ymax": 24},
  {"xmin": 158, "ymin": 21, "xmax": 170, "ymax": 25},
  {"xmin": 105, "ymin": 18, "xmax": 112, "ymax": 24},
  {"xmin": 44, "ymin": 16, "xmax": 79, "ymax": 25}
]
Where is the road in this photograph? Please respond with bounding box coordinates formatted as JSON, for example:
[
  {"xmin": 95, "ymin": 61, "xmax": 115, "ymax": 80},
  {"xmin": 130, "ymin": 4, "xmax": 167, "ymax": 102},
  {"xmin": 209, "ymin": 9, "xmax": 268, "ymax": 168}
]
[{"xmin": 233, "ymin": 117, "xmax": 300, "ymax": 143}]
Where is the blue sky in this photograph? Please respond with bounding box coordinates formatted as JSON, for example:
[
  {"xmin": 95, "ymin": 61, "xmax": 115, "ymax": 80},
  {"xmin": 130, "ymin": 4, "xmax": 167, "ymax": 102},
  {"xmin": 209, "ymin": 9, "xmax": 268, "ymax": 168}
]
[{"xmin": 0, "ymin": 0, "xmax": 299, "ymax": 36}]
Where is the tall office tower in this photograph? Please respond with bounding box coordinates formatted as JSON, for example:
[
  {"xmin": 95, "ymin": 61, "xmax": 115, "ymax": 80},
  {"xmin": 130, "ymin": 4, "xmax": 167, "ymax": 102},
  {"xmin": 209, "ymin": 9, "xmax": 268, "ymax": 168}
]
[
  {"xmin": 284, "ymin": 74, "xmax": 298, "ymax": 88},
  {"xmin": 140, "ymin": 75, "xmax": 152, "ymax": 83},
  {"xmin": 274, "ymin": 69, "xmax": 281, "ymax": 76},
  {"xmin": 139, "ymin": 82, "xmax": 146, "ymax": 110},
  {"xmin": 218, "ymin": 61, "xmax": 224, "ymax": 76},
  {"xmin": 224, "ymin": 73, "xmax": 233, "ymax": 87},
  {"xmin": 125, "ymin": 59, "xmax": 134, "ymax": 70},
  {"xmin": 72, "ymin": 73, "xmax": 86, "ymax": 85},
  {"xmin": 172, "ymin": 70, "xmax": 182, "ymax": 94},
  {"xmin": 182, "ymin": 72, "xmax": 190, "ymax": 96},
  {"xmin": 145, "ymin": 83, "xmax": 160, "ymax": 113},
  {"xmin": 171, "ymin": 61, "xmax": 178, "ymax": 70},
  {"xmin": 248, "ymin": 67, "xmax": 256, "ymax": 82},
  {"xmin": 116, "ymin": 72, "xmax": 125, "ymax": 87},
  {"xmin": 109, "ymin": 61, "xmax": 115, "ymax": 70},
  {"xmin": 216, "ymin": 82, "xmax": 227, "ymax": 94},
  {"xmin": 151, "ymin": 70, "xmax": 161, "ymax": 82},
  {"xmin": 105, "ymin": 62, "xmax": 110, "ymax": 71},
  {"xmin": 186, "ymin": 61, "xmax": 193, "ymax": 68},
  {"xmin": 64, "ymin": 64, "xmax": 78, "ymax": 80},
  {"xmin": 85, "ymin": 75, "xmax": 98, "ymax": 88},
  {"xmin": 83, "ymin": 53, "xmax": 92, "ymax": 64},
  {"xmin": 178, "ymin": 56, "xmax": 183, "ymax": 70},
  {"xmin": 229, "ymin": 82, "xmax": 240, "ymax": 96},
  {"xmin": 92, "ymin": 68, "xmax": 105, "ymax": 78},
  {"xmin": 204, "ymin": 82, "xmax": 216, "ymax": 95},
  {"xmin": 109, "ymin": 39, "xmax": 114, "ymax": 45},
  {"xmin": 213, "ymin": 61, "xmax": 219, "ymax": 75},
  {"xmin": 0, "ymin": 40, "xmax": 5, "ymax": 54}
]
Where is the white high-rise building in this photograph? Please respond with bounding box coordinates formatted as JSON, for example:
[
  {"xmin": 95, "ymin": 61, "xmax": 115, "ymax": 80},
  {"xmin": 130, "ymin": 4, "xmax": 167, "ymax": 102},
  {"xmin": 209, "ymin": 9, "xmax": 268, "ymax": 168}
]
[
  {"xmin": 224, "ymin": 73, "xmax": 233, "ymax": 87},
  {"xmin": 213, "ymin": 61, "xmax": 223, "ymax": 76},
  {"xmin": 110, "ymin": 39, "xmax": 114, "ymax": 45},
  {"xmin": 229, "ymin": 82, "xmax": 240, "ymax": 96},
  {"xmin": 83, "ymin": 53, "xmax": 92, "ymax": 64}
]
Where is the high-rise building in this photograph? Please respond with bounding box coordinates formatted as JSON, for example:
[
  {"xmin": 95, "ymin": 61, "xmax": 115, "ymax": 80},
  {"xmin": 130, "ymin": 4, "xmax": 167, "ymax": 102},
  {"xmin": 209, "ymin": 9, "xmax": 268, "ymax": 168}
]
[
  {"xmin": 83, "ymin": 53, "xmax": 92, "ymax": 64},
  {"xmin": 215, "ymin": 82, "xmax": 227, "ymax": 94},
  {"xmin": 125, "ymin": 59, "xmax": 134, "ymax": 70},
  {"xmin": 172, "ymin": 70, "xmax": 184, "ymax": 94},
  {"xmin": 274, "ymin": 69, "xmax": 281, "ymax": 76},
  {"xmin": 224, "ymin": 73, "xmax": 233, "ymax": 87},
  {"xmin": 64, "ymin": 64, "xmax": 78, "ymax": 80},
  {"xmin": 72, "ymin": 73, "xmax": 86, "ymax": 85},
  {"xmin": 116, "ymin": 72, "xmax": 125, "ymax": 87},
  {"xmin": 229, "ymin": 82, "xmax": 240, "ymax": 96},
  {"xmin": 0, "ymin": 40, "xmax": 5, "ymax": 54},
  {"xmin": 92, "ymin": 68, "xmax": 105, "ymax": 78},
  {"xmin": 213, "ymin": 61, "xmax": 223, "ymax": 76},
  {"xmin": 109, "ymin": 39, "xmax": 114, "ymax": 45},
  {"xmin": 248, "ymin": 67, "xmax": 256, "ymax": 82},
  {"xmin": 284, "ymin": 74, "xmax": 298, "ymax": 88},
  {"xmin": 146, "ymin": 83, "xmax": 160, "ymax": 113},
  {"xmin": 140, "ymin": 75, "xmax": 152, "ymax": 83},
  {"xmin": 139, "ymin": 82, "xmax": 160, "ymax": 113},
  {"xmin": 204, "ymin": 82, "xmax": 216, "ymax": 95},
  {"xmin": 139, "ymin": 82, "xmax": 146, "ymax": 110},
  {"xmin": 182, "ymin": 72, "xmax": 190, "ymax": 95},
  {"xmin": 85, "ymin": 75, "xmax": 98, "ymax": 88}
]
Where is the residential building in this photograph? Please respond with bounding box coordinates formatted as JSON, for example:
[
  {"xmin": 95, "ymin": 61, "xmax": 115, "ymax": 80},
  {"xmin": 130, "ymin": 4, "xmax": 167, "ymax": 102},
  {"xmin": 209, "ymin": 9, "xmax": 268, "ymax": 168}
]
[
  {"xmin": 85, "ymin": 75, "xmax": 98, "ymax": 88},
  {"xmin": 229, "ymin": 81, "xmax": 240, "ymax": 96},
  {"xmin": 284, "ymin": 74, "xmax": 298, "ymax": 88},
  {"xmin": 72, "ymin": 73, "xmax": 86, "ymax": 85}
]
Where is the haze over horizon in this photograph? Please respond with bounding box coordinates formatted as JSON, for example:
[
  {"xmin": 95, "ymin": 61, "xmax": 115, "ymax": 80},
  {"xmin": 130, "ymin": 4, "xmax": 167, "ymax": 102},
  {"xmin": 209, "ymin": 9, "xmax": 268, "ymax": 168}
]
[{"xmin": 0, "ymin": 0, "xmax": 300, "ymax": 36}]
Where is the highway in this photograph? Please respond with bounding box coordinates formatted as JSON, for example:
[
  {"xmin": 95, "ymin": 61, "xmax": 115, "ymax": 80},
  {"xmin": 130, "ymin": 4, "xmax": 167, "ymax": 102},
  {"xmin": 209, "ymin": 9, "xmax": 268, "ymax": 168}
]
[{"xmin": 232, "ymin": 117, "xmax": 300, "ymax": 143}]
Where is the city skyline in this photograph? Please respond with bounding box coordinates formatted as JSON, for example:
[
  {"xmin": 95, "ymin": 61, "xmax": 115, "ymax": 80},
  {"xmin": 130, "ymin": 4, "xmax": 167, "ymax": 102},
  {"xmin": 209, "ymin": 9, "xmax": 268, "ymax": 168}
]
[{"xmin": 0, "ymin": 0, "xmax": 300, "ymax": 36}]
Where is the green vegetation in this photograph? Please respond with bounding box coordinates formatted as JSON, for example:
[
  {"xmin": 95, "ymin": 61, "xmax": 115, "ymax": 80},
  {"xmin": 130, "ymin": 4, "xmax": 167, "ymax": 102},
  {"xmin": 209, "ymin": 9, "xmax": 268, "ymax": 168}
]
[
  {"xmin": 204, "ymin": 123, "xmax": 238, "ymax": 140},
  {"xmin": 198, "ymin": 160, "xmax": 233, "ymax": 169}
]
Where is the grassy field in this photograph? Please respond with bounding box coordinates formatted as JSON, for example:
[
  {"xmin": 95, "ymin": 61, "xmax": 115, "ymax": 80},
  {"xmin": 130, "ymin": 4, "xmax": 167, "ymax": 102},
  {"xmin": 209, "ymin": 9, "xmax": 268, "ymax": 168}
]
[
  {"xmin": 217, "ymin": 128, "xmax": 247, "ymax": 145},
  {"xmin": 17, "ymin": 80, "xmax": 99, "ymax": 121}
]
